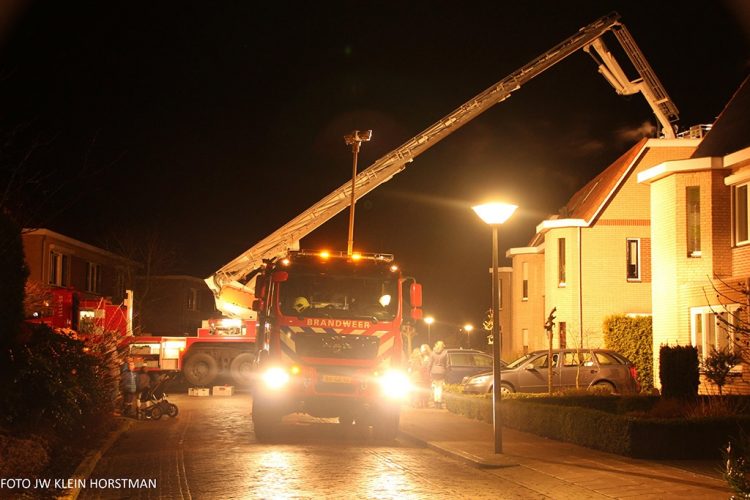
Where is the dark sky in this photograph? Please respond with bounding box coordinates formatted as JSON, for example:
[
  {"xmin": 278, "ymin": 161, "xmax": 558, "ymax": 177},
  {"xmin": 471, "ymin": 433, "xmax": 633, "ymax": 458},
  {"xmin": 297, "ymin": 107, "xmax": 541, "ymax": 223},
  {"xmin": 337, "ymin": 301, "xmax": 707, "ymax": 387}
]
[{"xmin": 2, "ymin": 1, "xmax": 749, "ymax": 341}]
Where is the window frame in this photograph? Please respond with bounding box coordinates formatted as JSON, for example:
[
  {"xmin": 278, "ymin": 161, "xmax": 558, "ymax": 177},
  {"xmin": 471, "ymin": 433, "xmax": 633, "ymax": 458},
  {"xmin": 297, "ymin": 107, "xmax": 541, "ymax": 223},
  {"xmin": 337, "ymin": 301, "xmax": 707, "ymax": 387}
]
[
  {"xmin": 187, "ymin": 288, "xmax": 199, "ymax": 311},
  {"xmin": 690, "ymin": 305, "xmax": 741, "ymax": 368},
  {"xmin": 734, "ymin": 183, "xmax": 750, "ymax": 246},
  {"xmin": 49, "ymin": 250, "xmax": 70, "ymax": 287},
  {"xmin": 521, "ymin": 261, "xmax": 529, "ymax": 301},
  {"xmin": 86, "ymin": 262, "xmax": 101, "ymax": 293},
  {"xmin": 558, "ymin": 238, "xmax": 566, "ymax": 287},
  {"xmin": 626, "ymin": 238, "xmax": 641, "ymax": 282},
  {"xmin": 686, "ymin": 186, "xmax": 701, "ymax": 257}
]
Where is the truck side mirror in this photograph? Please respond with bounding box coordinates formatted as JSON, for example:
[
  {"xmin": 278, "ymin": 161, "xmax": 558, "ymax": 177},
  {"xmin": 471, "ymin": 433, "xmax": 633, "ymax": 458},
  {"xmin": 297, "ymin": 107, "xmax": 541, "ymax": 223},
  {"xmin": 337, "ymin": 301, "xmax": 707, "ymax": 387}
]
[
  {"xmin": 410, "ymin": 307, "xmax": 423, "ymax": 321},
  {"xmin": 409, "ymin": 283, "xmax": 422, "ymax": 308}
]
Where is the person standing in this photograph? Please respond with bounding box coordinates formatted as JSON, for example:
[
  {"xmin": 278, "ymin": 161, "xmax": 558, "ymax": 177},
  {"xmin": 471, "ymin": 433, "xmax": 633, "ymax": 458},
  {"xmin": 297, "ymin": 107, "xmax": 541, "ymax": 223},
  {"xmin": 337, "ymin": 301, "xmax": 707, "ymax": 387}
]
[
  {"xmin": 429, "ymin": 341, "xmax": 448, "ymax": 409},
  {"xmin": 120, "ymin": 359, "xmax": 137, "ymax": 417}
]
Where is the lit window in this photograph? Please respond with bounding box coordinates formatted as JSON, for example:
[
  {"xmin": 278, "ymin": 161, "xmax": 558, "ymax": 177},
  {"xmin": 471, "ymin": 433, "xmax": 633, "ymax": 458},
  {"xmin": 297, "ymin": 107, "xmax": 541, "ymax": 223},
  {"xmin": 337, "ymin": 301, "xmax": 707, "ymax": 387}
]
[
  {"xmin": 558, "ymin": 238, "xmax": 566, "ymax": 286},
  {"xmin": 686, "ymin": 186, "xmax": 701, "ymax": 257},
  {"xmin": 558, "ymin": 321, "xmax": 567, "ymax": 349},
  {"xmin": 86, "ymin": 262, "xmax": 101, "ymax": 293},
  {"xmin": 626, "ymin": 239, "xmax": 640, "ymax": 281},
  {"xmin": 49, "ymin": 251, "xmax": 69, "ymax": 286},
  {"xmin": 690, "ymin": 306, "xmax": 738, "ymax": 362},
  {"xmin": 735, "ymin": 184, "xmax": 749, "ymax": 245}
]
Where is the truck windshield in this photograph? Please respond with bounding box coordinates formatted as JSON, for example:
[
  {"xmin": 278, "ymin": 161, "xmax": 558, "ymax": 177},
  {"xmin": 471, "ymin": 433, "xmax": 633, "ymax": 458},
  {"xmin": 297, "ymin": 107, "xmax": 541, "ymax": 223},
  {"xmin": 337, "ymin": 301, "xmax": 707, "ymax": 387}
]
[{"xmin": 279, "ymin": 271, "xmax": 398, "ymax": 322}]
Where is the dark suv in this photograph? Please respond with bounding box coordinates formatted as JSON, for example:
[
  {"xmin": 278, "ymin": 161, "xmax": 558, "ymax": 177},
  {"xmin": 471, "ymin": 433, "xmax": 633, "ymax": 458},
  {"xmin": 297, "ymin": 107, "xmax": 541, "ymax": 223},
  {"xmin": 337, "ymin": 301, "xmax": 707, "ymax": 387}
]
[
  {"xmin": 443, "ymin": 349, "xmax": 505, "ymax": 384},
  {"xmin": 461, "ymin": 348, "xmax": 639, "ymax": 394}
]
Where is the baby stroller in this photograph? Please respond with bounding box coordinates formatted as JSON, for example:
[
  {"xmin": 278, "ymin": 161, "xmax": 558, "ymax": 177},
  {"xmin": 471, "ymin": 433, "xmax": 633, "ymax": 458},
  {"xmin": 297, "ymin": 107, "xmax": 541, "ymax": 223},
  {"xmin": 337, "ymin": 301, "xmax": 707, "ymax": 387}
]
[{"xmin": 139, "ymin": 371, "xmax": 179, "ymax": 420}]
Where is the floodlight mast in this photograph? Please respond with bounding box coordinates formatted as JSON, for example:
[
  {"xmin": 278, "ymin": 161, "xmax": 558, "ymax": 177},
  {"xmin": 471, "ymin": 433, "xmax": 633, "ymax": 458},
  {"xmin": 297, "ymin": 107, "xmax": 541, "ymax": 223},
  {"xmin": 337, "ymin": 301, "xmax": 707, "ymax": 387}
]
[
  {"xmin": 344, "ymin": 130, "xmax": 372, "ymax": 256},
  {"xmin": 207, "ymin": 11, "xmax": 680, "ymax": 318}
]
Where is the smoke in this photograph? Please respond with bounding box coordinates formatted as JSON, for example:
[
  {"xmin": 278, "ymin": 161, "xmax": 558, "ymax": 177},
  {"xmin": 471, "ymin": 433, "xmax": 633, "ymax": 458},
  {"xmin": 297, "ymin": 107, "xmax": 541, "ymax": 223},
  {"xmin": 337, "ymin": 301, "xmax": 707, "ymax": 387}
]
[{"xmin": 615, "ymin": 121, "xmax": 657, "ymax": 146}]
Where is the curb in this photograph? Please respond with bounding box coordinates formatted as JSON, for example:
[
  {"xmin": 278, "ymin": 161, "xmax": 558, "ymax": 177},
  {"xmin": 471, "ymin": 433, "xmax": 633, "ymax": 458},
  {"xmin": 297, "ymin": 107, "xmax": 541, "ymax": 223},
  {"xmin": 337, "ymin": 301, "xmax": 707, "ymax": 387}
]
[
  {"xmin": 58, "ymin": 417, "xmax": 134, "ymax": 500},
  {"xmin": 398, "ymin": 430, "xmax": 518, "ymax": 469}
]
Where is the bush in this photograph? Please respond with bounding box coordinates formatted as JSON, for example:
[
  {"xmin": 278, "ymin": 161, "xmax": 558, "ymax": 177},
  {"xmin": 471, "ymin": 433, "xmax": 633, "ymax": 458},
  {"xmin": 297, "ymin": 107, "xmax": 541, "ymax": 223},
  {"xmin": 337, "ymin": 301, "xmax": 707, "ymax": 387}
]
[
  {"xmin": 1, "ymin": 323, "xmax": 121, "ymax": 437},
  {"xmin": 0, "ymin": 211, "xmax": 28, "ymax": 348},
  {"xmin": 446, "ymin": 392, "xmax": 750, "ymax": 458},
  {"xmin": 659, "ymin": 345, "xmax": 699, "ymax": 399},
  {"xmin": 0, "ymin": 432, "xmax": 49, "ymax": 478},
  {"xmin": 603, "ymin": 314, "xmax": 653, "ymax": 390}
]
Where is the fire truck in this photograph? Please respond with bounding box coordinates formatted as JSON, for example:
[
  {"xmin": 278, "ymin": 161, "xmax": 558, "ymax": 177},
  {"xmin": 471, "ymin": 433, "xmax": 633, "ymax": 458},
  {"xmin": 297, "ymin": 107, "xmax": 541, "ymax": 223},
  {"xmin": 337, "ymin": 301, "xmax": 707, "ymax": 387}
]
[
  {"xmin": 249, "ymin": 250, "xmax": 421, "ymax": 440},
  {"xmin": 136, "ymin": 12, "xmax": 680, "ymax": 395},
  {"xmin": 123, "ymin": 318, "xmax": 256, "ymax": 384},
  {"xmin": 28, "ymin": 287, "xmax": 130, "ymax": 337}
]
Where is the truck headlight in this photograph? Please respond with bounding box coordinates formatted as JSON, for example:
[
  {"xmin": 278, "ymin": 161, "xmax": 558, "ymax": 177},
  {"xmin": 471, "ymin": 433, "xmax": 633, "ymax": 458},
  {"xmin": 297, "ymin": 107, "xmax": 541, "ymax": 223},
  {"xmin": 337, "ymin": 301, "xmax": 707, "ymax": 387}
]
[
  {"xmin": 379, "ymin": 369, "xmax": 411, "ymax": 400},
  {"xmin": 262, "ymin": 367, "xmax": 290, "ymax": 390}
]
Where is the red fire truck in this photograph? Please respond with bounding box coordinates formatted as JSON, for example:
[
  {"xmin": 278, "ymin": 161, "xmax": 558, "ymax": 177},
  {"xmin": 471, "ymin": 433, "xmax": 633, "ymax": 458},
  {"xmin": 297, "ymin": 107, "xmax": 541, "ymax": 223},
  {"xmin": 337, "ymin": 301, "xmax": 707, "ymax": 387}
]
[
  {"xmin": 28, "ymin": 287, "xmax": 129, "ymax": 337},
  {"xmin": 122, "ymin": 318, "xmax": 257, "ymax": 385},
  {"xmin": 250, "ymin": 250, "xmax": 422, "ymax": 440}
]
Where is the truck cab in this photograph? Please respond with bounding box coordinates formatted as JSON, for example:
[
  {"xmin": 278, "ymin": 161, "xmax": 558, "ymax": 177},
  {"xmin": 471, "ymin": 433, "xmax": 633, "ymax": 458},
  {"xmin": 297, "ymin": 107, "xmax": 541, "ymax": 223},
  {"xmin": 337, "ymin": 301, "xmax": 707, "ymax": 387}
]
[{"xmin": 251, "ymin": 250, "xmax": 422, "ymax": 440}]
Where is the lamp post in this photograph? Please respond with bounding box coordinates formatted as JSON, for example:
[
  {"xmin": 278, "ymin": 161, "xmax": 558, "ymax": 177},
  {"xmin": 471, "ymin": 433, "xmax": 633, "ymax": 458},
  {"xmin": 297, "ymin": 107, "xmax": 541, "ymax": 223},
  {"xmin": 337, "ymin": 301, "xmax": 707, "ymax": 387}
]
[
  {"xmin": 472, "ymin": 201, "xmax": 517, "ymax": 454},
  {"xmin": 344, "ymin": 129, "xmax": 372, "ymax": 256},
  {"xmin": 464, "ymin": 323, "xmax": 474, "ymax": 349},
  {"xmin": 424, "ymin": 316, "xmax": 435, "ymax": 347}
]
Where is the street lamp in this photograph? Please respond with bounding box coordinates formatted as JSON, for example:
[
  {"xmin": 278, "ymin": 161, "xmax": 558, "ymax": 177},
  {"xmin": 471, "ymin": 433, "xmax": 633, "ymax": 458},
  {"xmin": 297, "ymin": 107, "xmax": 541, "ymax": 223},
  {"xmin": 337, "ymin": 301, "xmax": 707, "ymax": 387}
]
[
  {"xmin": 424, "ymin": 316, "xmax": 434, "ymax": 347},
  {"xmin": 464, "ymin": 323, "xmax": 474, "ymax": 348},
  {"xmin": 344, "ymin": 129, "xmax": 372, "ymax": 256},
  {"xmin": 472, "ymin": 201, "xmax": 517, "ymax": 454}
]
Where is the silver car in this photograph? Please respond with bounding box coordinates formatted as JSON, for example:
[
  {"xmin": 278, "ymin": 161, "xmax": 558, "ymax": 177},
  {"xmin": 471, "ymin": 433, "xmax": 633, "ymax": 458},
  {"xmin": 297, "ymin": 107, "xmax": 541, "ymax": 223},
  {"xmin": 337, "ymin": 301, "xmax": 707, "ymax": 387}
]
[{"xmin": 461, "ymin": 349, "xmax": 640, "ymax": 395}]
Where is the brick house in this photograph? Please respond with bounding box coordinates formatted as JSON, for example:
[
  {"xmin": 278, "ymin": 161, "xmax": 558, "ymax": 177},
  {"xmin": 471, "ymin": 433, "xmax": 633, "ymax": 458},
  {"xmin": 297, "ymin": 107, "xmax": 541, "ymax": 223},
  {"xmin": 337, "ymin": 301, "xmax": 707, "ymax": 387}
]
[
  {"xmin": 22, "ymin": 228, "xmax": 136, "ymax": 304},
  {"xmin": 137, "ymin": 275, "xmax": 218, "ymax": 336},
  {"xmin": 639, "ymin": 76, "xmax": 750, "ymax": 392},
  {"xmin": 506, "ymin": 137, "xmax": 699, "ymax": 357},
  {"xmin": 21, "ymin": 228, "xmax": 218, "ymax": 337}
]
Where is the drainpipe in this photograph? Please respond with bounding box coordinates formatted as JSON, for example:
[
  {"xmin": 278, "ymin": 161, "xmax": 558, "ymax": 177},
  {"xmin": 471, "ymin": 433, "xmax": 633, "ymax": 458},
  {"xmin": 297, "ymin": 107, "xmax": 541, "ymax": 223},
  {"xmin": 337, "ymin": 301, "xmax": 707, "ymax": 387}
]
[{"xmin": 578, "ymin": 226, "xmax": 583, "ymax": 348}]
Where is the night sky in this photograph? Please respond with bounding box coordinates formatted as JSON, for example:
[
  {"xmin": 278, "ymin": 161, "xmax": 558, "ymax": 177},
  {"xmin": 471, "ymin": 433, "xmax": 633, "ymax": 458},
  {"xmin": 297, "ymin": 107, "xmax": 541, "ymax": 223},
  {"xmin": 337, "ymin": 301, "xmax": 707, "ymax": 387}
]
[{"xmin": 1, "ymin": 1, "xmax": 748, "ymax": 341}]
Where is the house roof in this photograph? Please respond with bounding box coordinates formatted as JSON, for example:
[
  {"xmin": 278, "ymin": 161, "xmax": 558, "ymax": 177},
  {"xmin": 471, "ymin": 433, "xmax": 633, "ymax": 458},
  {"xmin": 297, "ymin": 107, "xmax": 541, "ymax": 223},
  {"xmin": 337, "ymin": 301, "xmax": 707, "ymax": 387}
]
[
  {"xmin": 23, "ymin": 228, "xmax": 139, "ymax": 267},
  {"xmin": 526, "ymin": 138, "xmax": 660, "ymax": 247},
  {"xmin": 693, "ymin": 75, "xmax": 750, "ymax": 158},
  {"xmin": 559, "ymin": 138, "xmax": 648, "ymax": 223}
]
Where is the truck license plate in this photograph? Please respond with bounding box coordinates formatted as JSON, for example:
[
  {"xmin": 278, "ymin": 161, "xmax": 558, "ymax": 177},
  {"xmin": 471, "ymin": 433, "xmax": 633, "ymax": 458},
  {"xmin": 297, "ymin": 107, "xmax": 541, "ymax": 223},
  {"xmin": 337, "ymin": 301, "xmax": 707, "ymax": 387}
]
[{"xmin": 321, "ymin": 374, "xmax": 352, "ymax": 384}]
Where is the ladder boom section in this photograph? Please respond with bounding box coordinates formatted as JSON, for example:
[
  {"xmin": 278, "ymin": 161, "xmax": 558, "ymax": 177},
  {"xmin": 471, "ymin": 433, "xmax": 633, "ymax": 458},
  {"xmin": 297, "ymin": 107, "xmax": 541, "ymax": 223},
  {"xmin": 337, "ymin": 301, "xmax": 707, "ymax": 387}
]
[
  {"xmin": 612, "ymin": 24, "xmax": 679, "ymax": 135},
  {"xmin": 209, "ymin": 12, "xmax": 678, "ymax": 313}
]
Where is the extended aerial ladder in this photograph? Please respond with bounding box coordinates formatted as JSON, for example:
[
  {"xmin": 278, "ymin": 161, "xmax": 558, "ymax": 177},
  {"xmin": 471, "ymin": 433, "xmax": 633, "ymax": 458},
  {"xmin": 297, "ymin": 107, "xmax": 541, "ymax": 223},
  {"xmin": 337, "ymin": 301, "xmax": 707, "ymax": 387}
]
[{"xmin": 207, "ymin": 11, "xmax": 679, "ymax": 318}]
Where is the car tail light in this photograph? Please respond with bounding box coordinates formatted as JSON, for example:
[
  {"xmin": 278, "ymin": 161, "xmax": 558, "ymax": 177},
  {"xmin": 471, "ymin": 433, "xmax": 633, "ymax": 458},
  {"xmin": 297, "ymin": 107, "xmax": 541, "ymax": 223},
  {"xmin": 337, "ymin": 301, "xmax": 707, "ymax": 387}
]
[{"xmin": 629, "ymin": 365, "xmax": 640, "ymax": 392}]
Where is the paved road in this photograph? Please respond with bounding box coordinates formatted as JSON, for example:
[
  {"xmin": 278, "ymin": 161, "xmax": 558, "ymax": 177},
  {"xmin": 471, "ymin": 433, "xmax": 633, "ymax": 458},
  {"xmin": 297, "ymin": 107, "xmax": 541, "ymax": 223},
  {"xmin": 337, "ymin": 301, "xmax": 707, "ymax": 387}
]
[{"xmin": 79, "ymin": 393, "xmax": 545, "ymax": 499}]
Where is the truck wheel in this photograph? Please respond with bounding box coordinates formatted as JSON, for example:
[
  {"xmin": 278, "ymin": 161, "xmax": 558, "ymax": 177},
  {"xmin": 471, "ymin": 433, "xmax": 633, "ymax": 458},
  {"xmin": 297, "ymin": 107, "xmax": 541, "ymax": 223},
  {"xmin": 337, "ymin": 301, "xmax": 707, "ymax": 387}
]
[
  {"xmin": 373, "ymin": 408, "xmax": 400, "ymax": 441},
  {"xmin": 252, "ymin": 398, "xmax": 280, "ymax": 442},
  {"xmin": 230, "ymin": 352, "xmax": 255, "ymax": 387},
  {"xmin": 183, "ymin": 352, "xmax": 219, "ymax": 386}
]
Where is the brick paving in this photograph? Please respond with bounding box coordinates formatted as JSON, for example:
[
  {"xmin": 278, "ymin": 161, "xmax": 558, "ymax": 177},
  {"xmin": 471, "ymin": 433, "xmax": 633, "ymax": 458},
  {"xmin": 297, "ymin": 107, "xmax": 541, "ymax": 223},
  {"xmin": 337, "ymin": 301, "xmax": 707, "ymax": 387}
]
[{"xmin": 54, "ymin": 393, "xmax": 733, "ymax": 499}]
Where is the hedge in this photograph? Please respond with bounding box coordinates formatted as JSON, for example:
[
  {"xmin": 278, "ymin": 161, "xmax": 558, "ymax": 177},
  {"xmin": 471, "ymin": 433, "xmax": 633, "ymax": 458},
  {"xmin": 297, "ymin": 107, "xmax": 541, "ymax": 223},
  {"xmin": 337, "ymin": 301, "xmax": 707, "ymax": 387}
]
[
  {"xmin": 445, "ymin": 392, "xmax": 750, "ymax": 458},
  {"xmin": 603, "ymin": 314, "xmax": 653, "ymax": 390}
]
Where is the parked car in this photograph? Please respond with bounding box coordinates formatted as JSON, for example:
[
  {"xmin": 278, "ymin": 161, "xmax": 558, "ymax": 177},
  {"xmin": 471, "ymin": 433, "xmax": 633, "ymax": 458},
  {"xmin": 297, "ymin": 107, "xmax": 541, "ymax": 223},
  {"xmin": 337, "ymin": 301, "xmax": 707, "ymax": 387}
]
[
  {"xmin": 443, "ymin": 349, "xmax": 506, "ymax": 384},
  {"xmin": 461, "ymin": 349, "xmax": 640, "ymax": 394}
]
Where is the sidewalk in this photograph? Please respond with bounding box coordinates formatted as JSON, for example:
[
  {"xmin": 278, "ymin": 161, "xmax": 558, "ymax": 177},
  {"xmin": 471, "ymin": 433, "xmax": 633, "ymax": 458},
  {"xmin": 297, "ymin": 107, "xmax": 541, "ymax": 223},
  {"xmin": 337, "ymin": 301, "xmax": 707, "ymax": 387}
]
[{"xmin": 398, "ymin": 406, "xmax": 732, "ymax": 499}]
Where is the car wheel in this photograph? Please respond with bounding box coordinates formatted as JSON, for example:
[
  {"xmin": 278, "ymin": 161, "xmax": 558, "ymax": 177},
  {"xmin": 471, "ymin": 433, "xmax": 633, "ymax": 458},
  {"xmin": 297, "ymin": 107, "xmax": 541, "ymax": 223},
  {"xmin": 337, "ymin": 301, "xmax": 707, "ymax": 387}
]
[
  {"xmin": 499, "ymin": 383, "xmax": 514, "ymax": 395},
  {"xmin": 590, "ymin": 381, "xmax": 615, "ymax": 394}
]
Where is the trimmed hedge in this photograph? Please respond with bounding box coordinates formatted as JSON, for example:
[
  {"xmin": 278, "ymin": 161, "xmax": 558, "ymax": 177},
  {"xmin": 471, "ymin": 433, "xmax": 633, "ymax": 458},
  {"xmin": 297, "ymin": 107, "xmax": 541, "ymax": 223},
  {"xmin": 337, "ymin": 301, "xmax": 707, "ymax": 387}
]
[
  {"xmin": 445, "ymin": 392, "xmax": 750, "ymax": 458},
  {"xmin": 603, "ymin": 314, "xmax": 653, "ymax": 390},
  {"xmin": 660, "ymin": 344, "xmax": 699, "ymax": 399}
]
